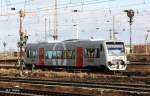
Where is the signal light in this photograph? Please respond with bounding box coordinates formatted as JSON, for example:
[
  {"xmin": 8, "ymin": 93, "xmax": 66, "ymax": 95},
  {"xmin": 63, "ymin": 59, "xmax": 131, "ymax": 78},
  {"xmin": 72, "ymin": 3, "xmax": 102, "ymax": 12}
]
[{"xmin": 11, "ymin": 8, "xmax": 15, "ymax": 10}]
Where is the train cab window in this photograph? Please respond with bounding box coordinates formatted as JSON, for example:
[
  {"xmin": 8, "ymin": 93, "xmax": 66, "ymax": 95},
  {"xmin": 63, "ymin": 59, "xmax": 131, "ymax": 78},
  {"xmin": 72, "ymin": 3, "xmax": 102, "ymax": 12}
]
[
  {"xmin": 45, "ymin": 51, "xmax": 52, "ymax": 59},
  {"xmin": 85, "ymin": 48, "xmax": 100, "ymax": 58}
]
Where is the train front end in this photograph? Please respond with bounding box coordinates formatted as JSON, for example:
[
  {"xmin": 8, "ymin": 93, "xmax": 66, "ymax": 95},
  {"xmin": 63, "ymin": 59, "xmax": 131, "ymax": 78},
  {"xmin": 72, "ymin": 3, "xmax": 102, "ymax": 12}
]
[{"xmin": 105, "ymin": 41, "xmax": 128, "ymax": 71}]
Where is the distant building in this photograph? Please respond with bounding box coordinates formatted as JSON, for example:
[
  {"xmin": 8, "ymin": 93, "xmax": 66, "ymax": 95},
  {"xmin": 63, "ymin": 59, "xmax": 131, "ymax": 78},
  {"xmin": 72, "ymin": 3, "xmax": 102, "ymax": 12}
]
[
  {"xmin": 133, "ymin": 44, "xmax": 150, "ymax": 54},
  {"xmin": 125, "ymin": 44, "xmax": 150, "ymax": 55}
]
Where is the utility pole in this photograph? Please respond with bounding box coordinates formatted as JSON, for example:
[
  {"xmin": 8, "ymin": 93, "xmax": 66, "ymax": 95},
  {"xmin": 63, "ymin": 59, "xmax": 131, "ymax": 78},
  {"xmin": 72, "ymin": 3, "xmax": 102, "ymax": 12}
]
[
  {"xmin": 145, "ymin": 30, "xmax": 150, "ymax": 54},
  {"xmin": 112, "ymin": 16, "xmax": 115, "ymax": 40},
  {"xmin": 45, "ymin": 18, "xmax": 47, "ymax": 41},
  {"xmin": 1, "ymin": 0, "xmax": 2, "ymax": 15},
  {"xmin": 53, "ymin": 0, "xmax": 58, "ymax": 40},
  {"xmin": 48, "ymin": 16, "xmax": 51, "ymax": 38},
  {"xmin": 76, "ymin": 24, "xmax": 79, "ymax": 39},
  {"xmin": 109, "ymin": 29, "xmax": 112, "ymax": 40}
]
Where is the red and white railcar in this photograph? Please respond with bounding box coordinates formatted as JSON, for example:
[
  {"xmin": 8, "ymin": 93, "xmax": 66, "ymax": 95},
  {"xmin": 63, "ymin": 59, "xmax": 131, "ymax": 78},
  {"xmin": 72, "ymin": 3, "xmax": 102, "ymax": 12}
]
[{"xmin": 24, "ymin": 39, "xmax": 128, "ymax": 71}]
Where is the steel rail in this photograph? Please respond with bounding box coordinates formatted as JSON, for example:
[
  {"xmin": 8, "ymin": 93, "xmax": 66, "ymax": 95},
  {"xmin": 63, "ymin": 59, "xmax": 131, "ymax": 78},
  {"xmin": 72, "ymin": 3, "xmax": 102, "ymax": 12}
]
[
  {"xmin": 0, "ymin": 87, "xmax": 90, "ymax": 96},
  {"xmin": 0, "ymin": 76, "xmax": 149, "ymax": 94}
]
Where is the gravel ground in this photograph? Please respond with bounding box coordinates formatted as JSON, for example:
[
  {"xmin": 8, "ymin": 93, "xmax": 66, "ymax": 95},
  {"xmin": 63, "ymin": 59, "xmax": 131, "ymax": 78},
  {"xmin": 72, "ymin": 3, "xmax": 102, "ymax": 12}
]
[
  {"xmin": 0, "ymin": 82, "xmax": 148, "ymax": 96},
  {"xmin": 127, "ymin": 64, "xmax": 150, "ymax": 72},
  {"xmin": 0, "ymin": 65, "xmax": 149, "ymax": 96}
]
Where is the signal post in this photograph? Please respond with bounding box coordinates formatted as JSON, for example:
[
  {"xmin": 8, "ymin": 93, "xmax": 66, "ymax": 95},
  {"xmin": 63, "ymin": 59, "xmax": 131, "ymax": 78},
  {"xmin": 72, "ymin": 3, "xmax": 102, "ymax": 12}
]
[{"xmin": 18, "ymin": 9, "xmax": 28, "ymax": 74}]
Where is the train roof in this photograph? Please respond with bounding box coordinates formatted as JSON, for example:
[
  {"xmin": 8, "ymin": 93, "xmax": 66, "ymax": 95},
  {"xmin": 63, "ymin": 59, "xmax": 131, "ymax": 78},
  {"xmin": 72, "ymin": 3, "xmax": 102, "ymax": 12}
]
[
  {"xmin": 62, "ymin": 38, "xmax": 106, "ymax": 42},
  {"xmin": 26, "ymin": 39, "xmax": 124, "ymax": 47}
]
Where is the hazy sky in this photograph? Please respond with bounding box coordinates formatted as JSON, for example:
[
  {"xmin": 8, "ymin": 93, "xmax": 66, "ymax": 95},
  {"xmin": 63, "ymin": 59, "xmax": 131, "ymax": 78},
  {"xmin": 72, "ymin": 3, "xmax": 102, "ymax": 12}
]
[{"xmin": 0, "ymin": 0, "xmax": 150, "ymax": 51}]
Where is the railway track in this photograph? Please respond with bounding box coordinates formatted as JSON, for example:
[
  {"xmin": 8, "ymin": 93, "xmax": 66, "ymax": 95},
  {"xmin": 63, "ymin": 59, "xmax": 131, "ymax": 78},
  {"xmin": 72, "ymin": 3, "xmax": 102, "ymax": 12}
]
[
  {"xmin": 0, "ymin": 63, "xmax": 150, "ymax": 76},
  {"xmin": 0, "ymin": 64, "xmax": 19, "ymax": 69},
  {"xmin": 0, "ymin": 87, "xmax": 89, "ymax": 96},
  {"xmin": 112, "ymin": 71, "xmax": 150, "ymax": 77},
  {"xmin": 0, "ymin": 76, "xmax": 149, "ymax": 95}
]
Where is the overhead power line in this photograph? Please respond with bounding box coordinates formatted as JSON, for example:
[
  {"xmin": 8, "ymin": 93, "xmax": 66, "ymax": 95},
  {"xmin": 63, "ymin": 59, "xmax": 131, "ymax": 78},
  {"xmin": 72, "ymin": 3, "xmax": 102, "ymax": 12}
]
[
  {"xmin": 1, "ymin": 0, "xmax": 150, "ymax": 17},
  {"xmin": 20, "ymin": 0, "xmax": 150, "ymax": 19}
]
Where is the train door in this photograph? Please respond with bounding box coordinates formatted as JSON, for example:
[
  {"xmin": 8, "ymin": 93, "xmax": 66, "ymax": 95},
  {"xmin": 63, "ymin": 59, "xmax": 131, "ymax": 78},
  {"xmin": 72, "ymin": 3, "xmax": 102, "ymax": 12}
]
[
  {"xmin": 76, "ymin": 47, "xmax": 83, "ymax": 68},
  {"xmin": 38, "ymin": 48, "xmax": 45, "ymax": 65}
]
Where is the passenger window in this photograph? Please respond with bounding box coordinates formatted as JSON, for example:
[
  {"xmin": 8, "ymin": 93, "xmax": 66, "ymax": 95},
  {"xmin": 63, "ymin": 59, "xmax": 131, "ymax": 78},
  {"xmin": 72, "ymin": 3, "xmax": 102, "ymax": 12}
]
[
  {"xmin": 45, "ymin": 51, "xmax": 52, "ymax": 59},
  {"xmin": 96, "ymin": 48, "xmax": 100, "ymax": 58},
  {"xmin": 25, "ymin": 48, "xmax": 27, "ymax": 53},
  {"xmin": 89, "ymin": 49, "xmax": 95, "ymax": 58},
  {"xmin": 66, "ymin": 50, "xmax": 73, "ymax": 59},
  {"xmin": 28, "ymin": 50, "xmax": 37, "ymax": 58},
  {"xmin": 100, "ymin": 44, "xmax": 103, "ymax": 51},
  {"xmin": 72, "ymin": 51, "xmax": 75, "ymax": 59},
  {"xmin": 32, "ymin": 50, "xmax": 37, "ymax": 58},
  {"xmin": 50, "ymin": 50, "xmax": 75, "ymax": 59},
  {"xmin": 85, "ymin": 48, "xmax": 100, "ymax": 58},
  {"xmin": 52, "ymin": 51, "xmax": 57, "ymax": 59},
  {"xmin": 57, "ymin": 51, "xmax": 62, "ymax": 59},
  {"xmin": 62, "ymin": 50, "xmax": 67, "ymax": 59},
  {"xmin": 27, "ymin": 49, "xmax": 30, "ymax": 58},
  {"xmin": 62, "ymin": 50, "xmax": 75, "ymax": 59}
]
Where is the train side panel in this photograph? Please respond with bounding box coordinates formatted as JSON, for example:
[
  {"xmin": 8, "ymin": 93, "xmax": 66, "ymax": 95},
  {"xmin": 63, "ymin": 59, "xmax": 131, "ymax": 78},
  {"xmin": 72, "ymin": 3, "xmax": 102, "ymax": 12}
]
[
  {"xmin": 24, "ymin": 44, "xmax": 38, "ymax": 66},
  {"xmin": 24, "ymin": 40, "xmax": 127, "ymax": 70},
  {"xmin": 25, "ymin": 41, "xmax": 107, "ymax": 68},
  {"xmin": 76, "ymin": 47, "xmax": 84, "ymax": 68},
  {"xmin": 80, "ymin": 41, "xmax": 106, "ymax": 68},
  {"xmin": 38, "ymin": 48, "xmax": 45, "ymax": 65},
  {"xmin": 43, "ymin": 42, "xmax": 76, "ymax": 67}
]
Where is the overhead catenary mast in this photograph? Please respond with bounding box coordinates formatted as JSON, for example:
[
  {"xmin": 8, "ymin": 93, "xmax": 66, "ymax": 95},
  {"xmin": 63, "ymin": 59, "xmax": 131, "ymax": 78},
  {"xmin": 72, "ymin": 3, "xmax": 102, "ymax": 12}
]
[
  {"xmin": 45, "ymin": 18, "xmax": 47, "ymax": 41},
  {"xmin": 53, "ymin": 0, "xmax": 58, "ymax": 40},
  {"xmin": 112, "ymin": 16, "xmax": 116, "ymax": 40},
  {"xmin": 1, "ymin": 0, "xmax": 2, "ymax": 15}
]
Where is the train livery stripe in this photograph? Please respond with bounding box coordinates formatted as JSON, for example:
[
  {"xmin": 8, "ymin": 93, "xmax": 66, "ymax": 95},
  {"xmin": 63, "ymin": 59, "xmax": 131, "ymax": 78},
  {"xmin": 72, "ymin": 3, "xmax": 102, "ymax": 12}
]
[
  {"xmin": 38, "ymin": 48, "xmax": 45, "ymax": 65},
  {"xmin": 76, "ymin": 47, "xmax": 83, "ymax": 68}
]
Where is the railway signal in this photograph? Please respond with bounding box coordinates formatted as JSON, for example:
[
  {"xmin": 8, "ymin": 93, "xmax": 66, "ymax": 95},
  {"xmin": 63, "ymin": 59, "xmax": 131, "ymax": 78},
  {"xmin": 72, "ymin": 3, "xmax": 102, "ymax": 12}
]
[
  {"xmin": 124, "ymin": 9, "xmax": 134, "ymax": 54},
  {"xmin": 18, "ymin": 9, "xmax": 28, "ymax": 74},
  {"xmin": 73, "ymin": 9, "xmax": 80, "ymax": 39}
]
